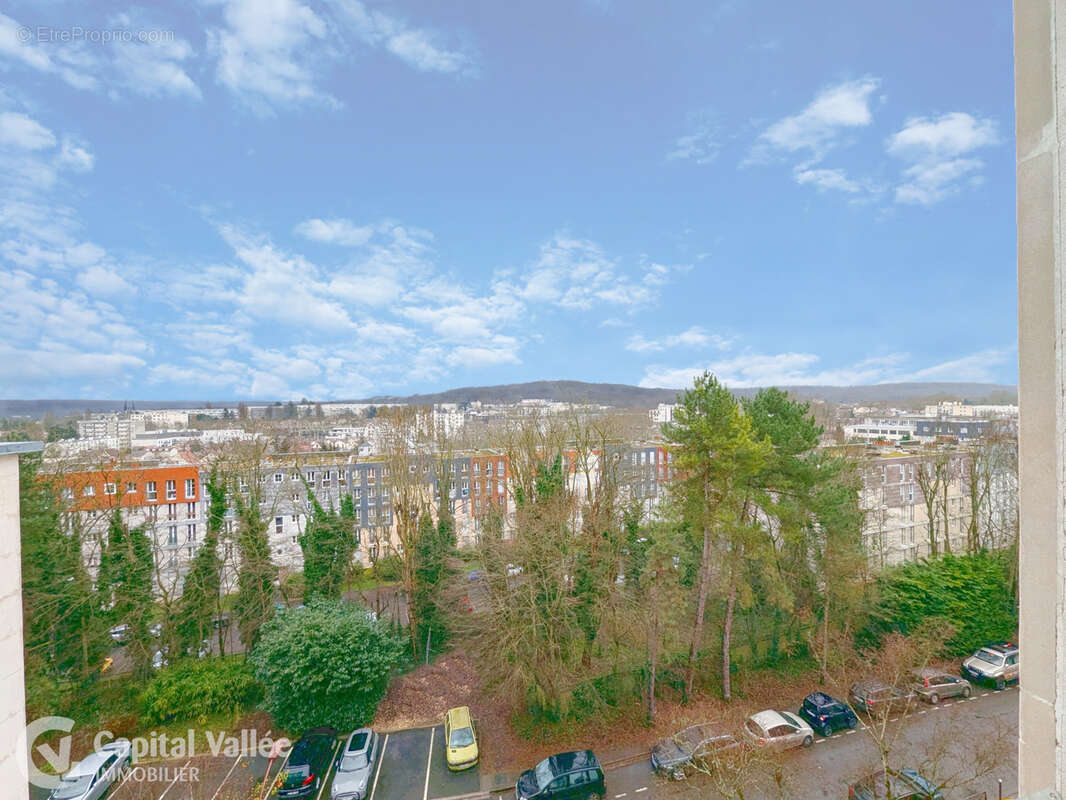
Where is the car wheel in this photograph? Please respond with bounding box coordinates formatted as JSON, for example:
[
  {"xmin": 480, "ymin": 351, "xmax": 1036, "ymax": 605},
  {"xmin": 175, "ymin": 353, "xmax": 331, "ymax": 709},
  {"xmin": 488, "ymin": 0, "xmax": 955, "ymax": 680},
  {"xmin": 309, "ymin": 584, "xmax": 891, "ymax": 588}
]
[
  {"xmin": 847, "ymin": 717, "xmax": 858, "ymax": 730},
  {"xmin": 802, "ymin": 735, "xmax": 813, "ymax": 747},
  {"xmin": 929, "ymin": 693, "xmax": 939, "ymax": 704},
  {"xmin": 821, "ymin": 724, "xmax": 832, "ymax": 737},
  {"xmin": 671, "ymin": 768, "xmax": 685, "ymax": 781},
  {"xmin": 962, "ymin": 685, "xmax": 971, "ymax": 698},
  {"xmin": 586, "ymin": 793, "xmax": 603, "ymax": 800},
  {"xmin": 996, "ymin": 678, "xmax": 1006, "ymax": 691}
]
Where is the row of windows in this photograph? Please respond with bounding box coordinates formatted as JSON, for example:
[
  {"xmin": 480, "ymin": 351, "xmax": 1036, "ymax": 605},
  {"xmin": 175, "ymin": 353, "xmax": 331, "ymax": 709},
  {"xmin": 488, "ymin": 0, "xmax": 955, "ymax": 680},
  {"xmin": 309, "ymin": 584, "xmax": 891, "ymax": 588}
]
[{"xmin": 75, "ymin": 478, "xmax": 196, "ymax": 501}]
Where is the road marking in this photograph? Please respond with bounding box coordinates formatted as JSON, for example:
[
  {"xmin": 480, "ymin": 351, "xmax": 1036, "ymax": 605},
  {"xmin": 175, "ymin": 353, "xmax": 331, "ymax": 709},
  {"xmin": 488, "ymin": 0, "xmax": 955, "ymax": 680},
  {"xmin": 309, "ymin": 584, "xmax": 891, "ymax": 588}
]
[
  {"xmin": 831, "ymin": 734, "xmax": 841, "ymax": 738},
  {"xmin": 209, "ymin": 754, "xmax": 245, "ymax": 800},
  {"xmin": 932, "ymin": 707, "xmax": 941, "ymax": 712},
  {"xmin": 315, "ymin": 740, "xmax": 341, "ymax": 800},
  {"xmin": 918, "ymin": 710, "xmax": 926, "ymax": 714},
  {"xmin": 845, "ymin": 730, "xmax": 855, "ymax": 735},
  {"xmin": 635, "ymin": 788, "xmax": 648, "ymax": 793},
  {"xmin": 157, "ymin": 758, "xmax": 192, "ymax": 800},
  {"xmin": 615, "ymin": 794, "xmax": 628, "ymax": 798},
  {"xmin": 260, "ymin": 748, "xmax": 292, "ymax": 800},
  {"xmin": 368, "ymin": 734, "xmax": 388, "ymax": 800},
  {"xmin": 814, "ymin": 739, "xmax": 826, "ymax": 744},
  {"xmin": 981, "ymin": 693, "xmax": 990, "ymax": 697},
  {"xmin": 423, "ymin": 727, "xmax": 435, "ymax": 800}
]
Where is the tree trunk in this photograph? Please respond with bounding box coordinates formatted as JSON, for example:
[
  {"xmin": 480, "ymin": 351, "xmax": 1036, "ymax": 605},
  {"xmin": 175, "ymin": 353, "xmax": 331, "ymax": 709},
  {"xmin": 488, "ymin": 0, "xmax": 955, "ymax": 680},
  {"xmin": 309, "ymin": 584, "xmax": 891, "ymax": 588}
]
[
  {"xmin": 820, "ymin": 597, "xmax": 830, "ymax": 683},
  {"xmin": 648, "ymin": 592, "xmax": 659, "ymax": 721},
  {"xmin": 722, "ymin": 584, "xmax": 737, "ymax": 700},
  {"xmin": 685, "ymin": 519, "xmax": 713, "ymax": 702}
]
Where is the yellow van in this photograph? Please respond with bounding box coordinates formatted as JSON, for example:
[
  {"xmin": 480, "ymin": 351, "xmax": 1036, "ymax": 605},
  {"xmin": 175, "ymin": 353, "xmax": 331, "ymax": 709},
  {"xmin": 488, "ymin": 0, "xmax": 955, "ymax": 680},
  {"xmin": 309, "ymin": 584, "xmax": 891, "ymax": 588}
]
[{"xmin": 444, "ymin": 706, "xmax": 479, "ymax": 771}]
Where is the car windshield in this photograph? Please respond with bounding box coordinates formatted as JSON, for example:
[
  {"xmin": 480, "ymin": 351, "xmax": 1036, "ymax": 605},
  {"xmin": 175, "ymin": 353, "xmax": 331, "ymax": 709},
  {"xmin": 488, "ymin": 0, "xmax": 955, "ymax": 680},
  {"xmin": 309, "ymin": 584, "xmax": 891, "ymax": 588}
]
[
  {"xmin": 449, "ymin": 727, "xmax": 475, "ymax": 748},
  {"xmin": 533, "ymin": 758, "xmax": 557, "ymax": 790},
  {"xmin": 53, "ymin": 775, "xmax": 94, "ymax": 799},
  {"xmin": 744, "ymin": 719, "xmax": 763, "ymax": 737},
  {"xmin": 974, "ymin": 649, "xmax": 1005, "ymax": 666},
  {"xmin": 339, "ymin": 752, "xmax": 367, "ymax": 771}
]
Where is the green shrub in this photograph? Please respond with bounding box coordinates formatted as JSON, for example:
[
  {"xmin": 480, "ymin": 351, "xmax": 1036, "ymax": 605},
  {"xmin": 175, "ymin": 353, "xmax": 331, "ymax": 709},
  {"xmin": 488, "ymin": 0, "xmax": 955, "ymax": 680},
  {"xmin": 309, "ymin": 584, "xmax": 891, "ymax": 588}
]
[
  {"xmin": 860, "ymin": 551, "xmax": 1017, "ymax": 656},
  {"xmin": 142, "ymin": 657, "xmax": 263, "ymax": 725},
  {"xmin": 249, "ymin": 598, "xmax": 405, "ymax": 732},
  {"xmin": 372, "ymin": 554, "xmax": 403, "ymax": 582}
]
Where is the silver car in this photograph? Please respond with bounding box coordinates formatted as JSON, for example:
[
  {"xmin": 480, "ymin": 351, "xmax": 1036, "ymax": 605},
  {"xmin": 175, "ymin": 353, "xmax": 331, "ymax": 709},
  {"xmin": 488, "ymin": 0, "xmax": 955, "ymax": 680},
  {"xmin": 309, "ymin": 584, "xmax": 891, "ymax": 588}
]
[
  {"xmin": 48, "ymin": 739, "xmax": 131, "ymax": 800},
  {"xmin": 331, "ymin": 728, "xmax": 379, "ymax": 800},
  {"xmin": 911, "ymin": 670, "xmax": 973, "ymax": 704},
  {"xmin": 743, "ymin": 710, "xmax": 814, "ymax": 752}
]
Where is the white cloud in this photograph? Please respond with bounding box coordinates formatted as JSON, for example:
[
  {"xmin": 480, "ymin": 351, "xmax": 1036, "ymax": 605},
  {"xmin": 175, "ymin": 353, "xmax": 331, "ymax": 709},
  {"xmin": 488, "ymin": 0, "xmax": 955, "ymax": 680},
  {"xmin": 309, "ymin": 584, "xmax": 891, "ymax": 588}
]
[
  {"xmin": 0, "ymin": 12, "xmax": 200, "ymax": 99},
  {"xmin": 218, "ymin": 225, "xmax": 354, "ymax": 329},
  {"xmin": 751, "ymin": 77, "xmax": 880, "ymax": 163},
  {"xmin": 626, "ymin": 326, "xmax": 729, "ymax": 353},
  {"xmin": 793, "ymin": 167, "xmax": 862, "ymax": 194},
  {"xmin": 209, "ymin": 0, "xmax": 335, "ymax": 112},
  {"xmin": 56, "ymin": 138, "xmax": 94, "ymax": 172},
  {"xmin": 326, "ymin": 0, "xmax": 476, "ymax": 75},
  {"xmin": 887, "ymin": 112, "xmax": 999, "ymax": 160},
  {"xmin": 888, "ymin": 113, "xmax": 999, "ymax": 205},
  {"xmin": 509, "ymin": 234, "xmax": 675, "ymax": 311},
  {"xmin": 446, "ymin": 343, "xmax": 521, "ymax": 368},
  {"xmin": 295, "ymin": 217, "xmax": 375, "ymax": 246},
  {"xmin": 668, "ymin": 117, "xmax": 720, "ymax": 165},
  {"xmin": 638, "ymin": 348, "xmax": 1010, "ymax": 389},
  {"xmin": 75, "ymin": 265, "xmax": 137, "ymax": 297},
  {"xmin": 0, "ymin": 112, "xmax": 56, "ymax": 150}
]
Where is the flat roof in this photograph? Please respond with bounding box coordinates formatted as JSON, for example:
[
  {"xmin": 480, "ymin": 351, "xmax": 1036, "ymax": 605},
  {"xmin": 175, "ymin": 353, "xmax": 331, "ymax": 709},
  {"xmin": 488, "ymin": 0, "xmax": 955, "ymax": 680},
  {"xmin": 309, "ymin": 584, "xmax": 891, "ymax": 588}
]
[{"xmin": 0, "ymin": 441, "xmax": 44, "ymax": 455}]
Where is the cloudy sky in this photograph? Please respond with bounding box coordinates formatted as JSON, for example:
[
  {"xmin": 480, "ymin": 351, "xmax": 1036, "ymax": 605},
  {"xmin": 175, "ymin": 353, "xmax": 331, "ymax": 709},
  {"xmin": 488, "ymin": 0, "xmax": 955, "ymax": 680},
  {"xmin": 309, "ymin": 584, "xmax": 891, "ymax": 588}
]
[{"xmin": 0, "ymin": 0, "xmax": 1015, "ymax": 400}]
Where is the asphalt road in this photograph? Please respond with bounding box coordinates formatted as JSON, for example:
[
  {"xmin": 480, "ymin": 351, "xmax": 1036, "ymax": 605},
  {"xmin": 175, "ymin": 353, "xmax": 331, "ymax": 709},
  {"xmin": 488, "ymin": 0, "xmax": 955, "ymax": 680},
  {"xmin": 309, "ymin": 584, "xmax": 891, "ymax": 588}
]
[{"xmin": 26, "ymin": 686, "xmax": 1018, "ymax": 800}]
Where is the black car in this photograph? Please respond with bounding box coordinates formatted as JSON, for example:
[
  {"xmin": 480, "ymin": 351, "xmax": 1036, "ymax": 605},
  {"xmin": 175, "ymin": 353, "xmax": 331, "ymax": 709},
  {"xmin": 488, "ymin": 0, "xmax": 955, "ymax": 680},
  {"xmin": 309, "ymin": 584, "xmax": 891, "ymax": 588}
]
[
  {"xmin": 797, "ymin": 692, "xmax": 858, "ymax": 736},
  {"xmin": 276, "ymin": 727, "xmax": 338, "ymax": 798},
  {"xmin": 514, "ymin": 750, "xmax": 605, "ymax": 800}
]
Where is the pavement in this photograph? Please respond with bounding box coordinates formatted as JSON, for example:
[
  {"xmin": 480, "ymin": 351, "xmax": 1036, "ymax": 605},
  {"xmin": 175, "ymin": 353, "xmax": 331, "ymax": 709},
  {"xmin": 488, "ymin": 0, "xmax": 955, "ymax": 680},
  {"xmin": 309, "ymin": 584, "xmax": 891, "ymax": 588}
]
[{"xmin": 26, "ymin": 685, "xmax": 1019, "ymax": 800}]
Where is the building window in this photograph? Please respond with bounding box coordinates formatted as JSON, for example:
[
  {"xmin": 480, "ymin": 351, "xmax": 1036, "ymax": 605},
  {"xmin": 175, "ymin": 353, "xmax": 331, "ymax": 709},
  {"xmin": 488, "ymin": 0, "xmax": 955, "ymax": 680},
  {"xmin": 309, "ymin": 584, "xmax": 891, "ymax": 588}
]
[
  {"xmin": 166, "ymin": 480, "xmax": 177, "ymax": 500},
  {"xmin": 187, "ymin": 524, "xmax": 197, "ymax": 541},
  {"xmin": 486, "ymin": 462, "xmax": 494, "ymax": 476},
  {"xmin": 126, "ymin": 482, "xmax": 137, "ymax": 493},
  {"xmin": 497, "ymin": 480, "xmax": 504, "ymax": 495},
  {"xmin": 461, "ymin": 462, "xmax": 467, "ymax": 473},
  {"xmin": 306, "ymin": 471, "xmax": 316, "ymax": 486},
  {"xmin": 474, "ymin": 462, "xmax": 481, "ymax": 475},
  {"xmin": 149, "ymin": 506, "xmax": 158, "ymax": 520},
  {"xmin": 145, "ymin": 481, "xmax": 157, "ymax": 501},
  {"xmin": 186, "ymin": 502, "xmax": 196, "ymax": 518},
  {"xmin": 497, "ymin": 459, "xmax": 504, "ymax": 473},
  {"xmin": 167, "ymin": 526, "xmax": 178, "ymax": 545},
  {"xmin": 292, "ymin": 513, "xmax": 299, "ymax": 522},
  {"xmin": 168, "ymin": 504, "xmax": 177, "ymax": 520},
  {"xmin": 83, "ymin": 485, "xmax": 95, "ymax": 497},
  {"xmin": 274, "ymin": 473, "xmax": 283, "ymax": 483},
  {"xmin": 238, "ymin": 478, "xmax": 248, "ymax": 492},
  {"xmin": 275, "ymin": 516, "xmax": 284, "ymax": 534},
  {"xmin": 354, "ymin": 488, "xmax": 362, "ymax": 500},
  {"xmin": 322, "ymin": 471, "xmax": 332, "ymax": 487},
  {"xmin": 292, "ymin": 471, "xmax": 300, "ymax": 481},
  {"xmin": 185, "ymin": 478, "xmax": 196, "ymax": 498},
  {"xmin": 61, "ymin": 488, "xmax": 73, "ymax": 501}
]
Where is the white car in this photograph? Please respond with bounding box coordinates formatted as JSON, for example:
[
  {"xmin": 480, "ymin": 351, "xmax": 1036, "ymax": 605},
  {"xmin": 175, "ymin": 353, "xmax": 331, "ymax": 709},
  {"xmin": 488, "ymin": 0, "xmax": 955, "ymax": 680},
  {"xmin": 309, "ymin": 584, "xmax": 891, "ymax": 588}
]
[
  {"xmin": 108, "ymin": 624, "xmax": 130, "ymax": 643},
  {"xmin": 743, "ymin": 709, "xmax": 814, "ymax": 752},
  {"xmin": 48, "ymin": 739, "xmax": 131, "ymax": 800}
]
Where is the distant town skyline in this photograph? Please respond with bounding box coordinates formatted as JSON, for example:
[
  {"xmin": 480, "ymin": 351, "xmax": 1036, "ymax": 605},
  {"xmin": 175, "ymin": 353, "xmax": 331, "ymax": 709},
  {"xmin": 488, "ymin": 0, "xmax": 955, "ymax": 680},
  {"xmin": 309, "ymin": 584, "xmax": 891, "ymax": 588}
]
[{"xmin": 0, "ymin": 0, "xmax": 1016, "ymax": 400}]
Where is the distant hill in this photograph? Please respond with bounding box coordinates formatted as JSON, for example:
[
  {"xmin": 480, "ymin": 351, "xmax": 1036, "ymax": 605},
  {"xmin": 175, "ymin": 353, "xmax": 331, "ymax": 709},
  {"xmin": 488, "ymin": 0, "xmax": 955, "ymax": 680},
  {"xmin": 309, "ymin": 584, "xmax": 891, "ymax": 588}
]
[
  {"xmin": 0, "ymin": 380, "xmax": 1017, "ymax": 419},
  {"xmin": 360, "ymin": 380, "xmax": 1018, "ymax": 408}
]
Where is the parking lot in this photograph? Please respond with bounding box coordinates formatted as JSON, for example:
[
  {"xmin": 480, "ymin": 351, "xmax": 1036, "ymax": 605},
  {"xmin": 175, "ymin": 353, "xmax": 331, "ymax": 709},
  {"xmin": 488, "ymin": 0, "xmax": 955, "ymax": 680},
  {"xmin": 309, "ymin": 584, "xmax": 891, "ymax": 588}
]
[{"xmin": 331, "ymin": 724, "xmax": 484, "ymax": 800}]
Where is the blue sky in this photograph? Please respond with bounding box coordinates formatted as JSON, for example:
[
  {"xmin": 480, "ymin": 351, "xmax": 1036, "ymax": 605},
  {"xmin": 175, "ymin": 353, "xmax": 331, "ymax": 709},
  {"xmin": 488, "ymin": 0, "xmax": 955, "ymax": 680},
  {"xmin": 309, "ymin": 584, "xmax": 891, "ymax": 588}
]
[{"xmin": 0, "ymin": 0, "xmax": 1016, "ymax": 400}]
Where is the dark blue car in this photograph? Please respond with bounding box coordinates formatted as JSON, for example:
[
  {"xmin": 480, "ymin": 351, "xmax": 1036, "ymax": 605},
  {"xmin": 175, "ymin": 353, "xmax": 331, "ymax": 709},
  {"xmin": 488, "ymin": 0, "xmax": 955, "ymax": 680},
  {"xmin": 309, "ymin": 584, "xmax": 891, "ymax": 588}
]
[{"xmin": 797, "ymin": 692, "xmax": 858, "ymax": 737}]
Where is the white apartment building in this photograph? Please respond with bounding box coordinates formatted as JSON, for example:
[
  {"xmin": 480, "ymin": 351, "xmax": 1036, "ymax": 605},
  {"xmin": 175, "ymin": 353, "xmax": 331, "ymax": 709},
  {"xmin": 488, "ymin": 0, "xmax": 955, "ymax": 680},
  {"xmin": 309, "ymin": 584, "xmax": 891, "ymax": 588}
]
[
  {"xmin": 922, "ymin": 401, "xmax": 1019, "ymax": 419},
  {"xmin": 76, "ymin": 416, "xmax": 145, "ymax": 444},
  {"xmin": 130, "ymin": 410, "xmax": 190, "ymax": 428},
  {"xmin": 844, "ymin": 418, "xmax": 917, "ymax": 443},
  {"xmin": 650, "ymin": 403, "xmax": 678, "ymax": 425}
]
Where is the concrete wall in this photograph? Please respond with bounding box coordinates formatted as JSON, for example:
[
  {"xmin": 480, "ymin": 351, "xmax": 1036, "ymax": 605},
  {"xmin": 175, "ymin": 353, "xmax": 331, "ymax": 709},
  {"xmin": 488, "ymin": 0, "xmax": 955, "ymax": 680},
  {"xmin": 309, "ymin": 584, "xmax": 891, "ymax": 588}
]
[
  {"xmin": 0, "ymin": 452, "xmax": 29, "ymax": 800},
  {"xmin": 1015, "ymin": 0, "xmax": 1066, "ymax": 795}
]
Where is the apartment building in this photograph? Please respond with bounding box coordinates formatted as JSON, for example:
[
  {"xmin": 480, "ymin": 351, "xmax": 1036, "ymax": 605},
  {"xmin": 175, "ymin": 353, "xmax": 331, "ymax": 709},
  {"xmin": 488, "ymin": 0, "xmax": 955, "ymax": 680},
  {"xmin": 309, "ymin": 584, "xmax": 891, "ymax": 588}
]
[
  {"xmin": 76, "ymin": 416, "xmax": 145, "ymax": 444},
  {"xmin": 858, "ymin": 447, "xmax": 1016, "ymax": 568},
  {"xmin": 844, "ymin": 418, "xmax": 918, "ymax": 443},
  {"xmin": 57, "ymin": 464, "xmax": 206, "ymax": 593}
]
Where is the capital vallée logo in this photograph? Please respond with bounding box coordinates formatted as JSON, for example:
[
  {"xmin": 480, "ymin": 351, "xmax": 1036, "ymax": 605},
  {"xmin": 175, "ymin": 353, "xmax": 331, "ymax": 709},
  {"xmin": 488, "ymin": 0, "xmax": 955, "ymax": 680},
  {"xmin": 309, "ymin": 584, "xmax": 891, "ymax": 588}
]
[{"xmin": 18, "ymin": 715, "xmax": 76, "ymax": 790}]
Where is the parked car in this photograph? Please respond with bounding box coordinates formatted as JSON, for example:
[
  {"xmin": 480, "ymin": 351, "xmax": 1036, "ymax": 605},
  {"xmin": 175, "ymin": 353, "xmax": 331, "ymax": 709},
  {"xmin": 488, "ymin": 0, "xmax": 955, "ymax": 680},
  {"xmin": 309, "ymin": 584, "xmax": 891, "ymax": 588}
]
[
  {"xmin": 109, "ymin": 624, "xmax": 130, "ymax": 644},
  {"xmin": 910, "ymin": 670, "xmax": 973, "ymax": 704},
  {"xmin": 514, "ymin": 750, "xmax": 605, "ymax": 800},
  {"xmin": 331, "ymin": 728, "xmax": 378, "ymax": 800},
  {"xmin": 276, "ymin": 727, "xmax": 337, "ymax": 798},
  {"xmin": 961, "ymin": 642, "xmax": 1019, "ymax": 690},
  {"xmin": 849, "ymin": 681, "xmax": 916, "ymax": 716},
  {"xmin": 506, "ymin": 563, "xmax": 523, "ymax": 576},
  {"xmin": 797, "ymin": 692, "xmax": 859, "ymax": 736},
  {"xmin": 444, "ymin": 706, "xmax": 479, "ymax": 771},
  {"xmin": 650, "ymin": 723, "xmax": 740, "ymax": 779},
  {"xmin": 148, "ymin": 623, "xmax": 163, "ymax": 638},
  {"xmin": 848, "ymin": 768, "xmax": 943, "ymax": 799},
  {"xmin": 742, "ymin": 710, "xmax": 814, "ymax": 751},
  {"xmin": 48, "ymin": 739, "xmax": 131, "ymax": 800}
]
